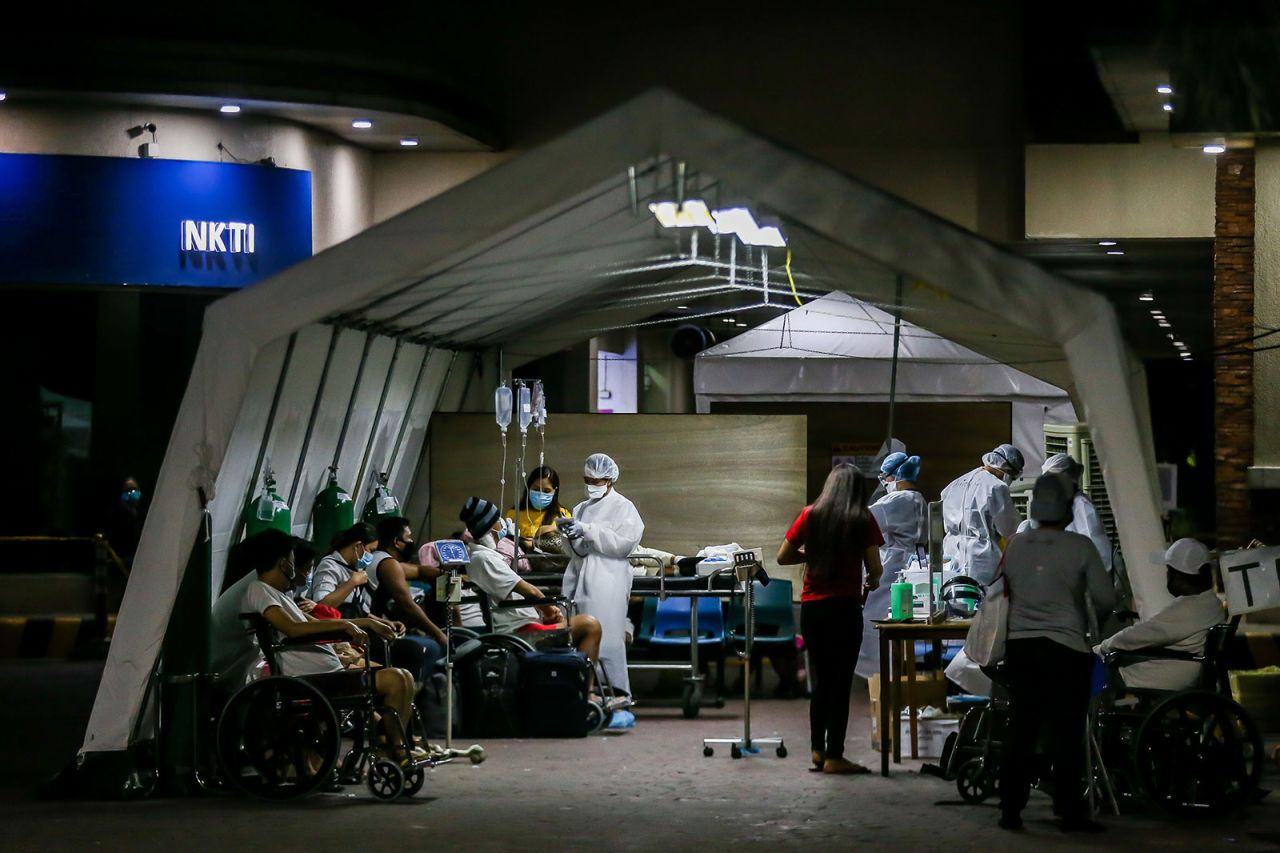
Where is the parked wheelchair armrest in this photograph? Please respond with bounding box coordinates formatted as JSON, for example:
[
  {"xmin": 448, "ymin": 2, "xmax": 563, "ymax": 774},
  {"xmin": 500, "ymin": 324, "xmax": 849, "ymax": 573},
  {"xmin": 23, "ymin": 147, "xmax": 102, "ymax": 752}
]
[{"xmin": 1104, "ymin": 647, "xmax": 1202, "ymax": 667}]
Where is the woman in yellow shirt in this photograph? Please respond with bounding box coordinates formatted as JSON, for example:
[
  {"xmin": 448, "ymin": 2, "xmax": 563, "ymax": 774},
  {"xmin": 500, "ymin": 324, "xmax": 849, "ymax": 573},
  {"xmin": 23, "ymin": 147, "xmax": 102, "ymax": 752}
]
[{"xmin": 506, "ymin": 465, "xmax": 573, "ymax": 550}]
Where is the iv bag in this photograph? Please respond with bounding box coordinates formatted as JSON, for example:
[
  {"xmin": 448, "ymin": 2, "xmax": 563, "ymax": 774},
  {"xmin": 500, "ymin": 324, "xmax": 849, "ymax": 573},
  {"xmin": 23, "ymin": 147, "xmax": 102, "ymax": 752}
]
[
  {"xmin": 530, "ymin": 381, "xmax": 544, "ymax": 427},
  {"xmin": 518, "ymin": 383, "xmax": 533, "ymax": 433},
  {"xmin": 536, "ymin": 380, "xmax": 548, "ymax": 426},
  {"xmin": 494, "ymin": 384, "xmax": 512, "ymax": 430}
]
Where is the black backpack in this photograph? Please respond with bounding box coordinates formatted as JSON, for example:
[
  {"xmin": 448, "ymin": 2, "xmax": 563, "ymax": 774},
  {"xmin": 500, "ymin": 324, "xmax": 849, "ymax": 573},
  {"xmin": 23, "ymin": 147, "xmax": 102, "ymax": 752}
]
[
  {"xmin": 460, "ymin": 645, "xmax": 522, "ymax": 738},
  {"xmin": 519, "ymin": 648, "xmax": 593, "ymax": 738}
]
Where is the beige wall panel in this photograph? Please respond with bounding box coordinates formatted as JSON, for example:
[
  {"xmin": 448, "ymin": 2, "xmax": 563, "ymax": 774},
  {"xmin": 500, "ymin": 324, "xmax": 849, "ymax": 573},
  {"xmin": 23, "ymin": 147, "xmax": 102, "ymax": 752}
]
[
  {"xmin": 429, "ymin": 413, "xmax": 808, "ymax": 587},
  {"xmin": 1254, "ymin": 145, "xmax": 1280, "ymax": 470},
  {"xmin": 1026, "ymin": 141, "xmax": 1215, "ymax": 239}
]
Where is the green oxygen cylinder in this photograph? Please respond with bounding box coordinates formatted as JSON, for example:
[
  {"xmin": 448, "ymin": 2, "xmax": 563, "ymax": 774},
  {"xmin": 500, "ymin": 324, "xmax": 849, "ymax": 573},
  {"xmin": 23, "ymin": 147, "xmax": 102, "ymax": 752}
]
[
  {"xmin": 312, "ymin": 465, "xmax": 354, "ymax": 552},
  {"xmin": 242, "ymin": 467, "xmax": 292, "ymax": 537},
  {"xmin": 362, "ymin": 471, "xmax": 401, "ymax": 524}
]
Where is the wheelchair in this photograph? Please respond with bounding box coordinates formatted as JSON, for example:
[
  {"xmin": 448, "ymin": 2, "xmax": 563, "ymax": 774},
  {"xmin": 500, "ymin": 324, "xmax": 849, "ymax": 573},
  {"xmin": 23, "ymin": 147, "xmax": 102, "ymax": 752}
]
[
  {"xmin": 945, "ymin": 618, "xmax": 1265, "ymax": 818},
  {"xmin": 214, "ymin": 613, "xmax": 438, "ymax": 801},
  {"xmin": 455, "ymin": 583, "xmax": 628, "ymax": 733}
]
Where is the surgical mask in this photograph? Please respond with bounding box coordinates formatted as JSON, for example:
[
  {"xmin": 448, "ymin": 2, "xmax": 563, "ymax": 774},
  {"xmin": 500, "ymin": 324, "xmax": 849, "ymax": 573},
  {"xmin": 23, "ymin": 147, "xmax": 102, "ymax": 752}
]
[
  {"xmin": 529, "ymin": 490, "xmax": 555, "ymax": 510},
  {"xmin": 494, "ymin": 520, "xmax": 509, "ymax": 540},
  {"xmin": 355, "ymin": 551, "xmax": 373, "ymax": 571},
  {"xmin": 585, "ymin": 484, "xmax": 608, "ymax": 501}
]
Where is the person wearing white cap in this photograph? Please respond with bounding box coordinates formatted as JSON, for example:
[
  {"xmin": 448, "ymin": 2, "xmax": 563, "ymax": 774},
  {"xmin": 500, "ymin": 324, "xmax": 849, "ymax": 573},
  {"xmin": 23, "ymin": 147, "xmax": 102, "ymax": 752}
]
[
  {"xmin": 1017, "ymin": 453, "xmax": 1113, "ymax": 571},
  {"xmin": 998, "ymin": 473, "xmax": 1115, "ymax": 833},
  {"xmin": 940, "ymin": 443, "xmax": 1025, "ymax": 586},
  {"xmin": 560, "ymin": 452, "xmax": 645, "ymax": 708},
  {"xmin": 1094, "ymin": 538, "xmax": 1224, "ymax": 691}
]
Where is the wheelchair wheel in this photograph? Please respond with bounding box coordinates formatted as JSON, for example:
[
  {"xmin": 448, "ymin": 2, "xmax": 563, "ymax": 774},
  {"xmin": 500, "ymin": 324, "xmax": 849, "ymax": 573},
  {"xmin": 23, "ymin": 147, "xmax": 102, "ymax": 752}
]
[
  {"xmin": 216, "ymin": 676, "xmax": 341, "ymax": 800},
  {"xmin": 478, "ymin": 633, "xmax": 536, "ymax": 655},
  {"xmin": 586, "ymin": 699, "xmax": 610, "ymax": 734},
  {"xmin": 956, "ymin": 758, "xmax": 995, "ymax": 804},
  {"xmin": 403, "ymin": 766, "xmax": 426, "ymax": 797},
  {"xmin": 367, "ymin": 759, "xmax": 405, "ymax": 800},
  {"xmin": 1133, "ymin": 690, "xmax": 1263, "ymax": 817}
]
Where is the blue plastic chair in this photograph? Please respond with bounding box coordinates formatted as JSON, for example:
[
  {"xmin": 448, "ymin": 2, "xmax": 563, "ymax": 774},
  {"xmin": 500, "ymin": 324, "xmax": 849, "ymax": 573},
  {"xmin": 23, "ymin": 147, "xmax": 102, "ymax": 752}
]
[
  {"xmin": 635, "ymin": 597, "xmax": 658, "ymax": 644},
  {"xmin": 650, "ymin": 596, "xmax": 726, "ymax": 645},
  {"xmin": 728, "ymin": 580, "xmax": 798, "ymax": 695}
]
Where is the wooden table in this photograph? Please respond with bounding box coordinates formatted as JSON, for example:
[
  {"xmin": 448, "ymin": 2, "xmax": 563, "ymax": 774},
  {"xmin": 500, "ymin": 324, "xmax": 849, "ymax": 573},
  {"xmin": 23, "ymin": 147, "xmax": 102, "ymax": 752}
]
[{"xmin": 875, "ymin": 619, "xmax": 972, "ymax": 776}]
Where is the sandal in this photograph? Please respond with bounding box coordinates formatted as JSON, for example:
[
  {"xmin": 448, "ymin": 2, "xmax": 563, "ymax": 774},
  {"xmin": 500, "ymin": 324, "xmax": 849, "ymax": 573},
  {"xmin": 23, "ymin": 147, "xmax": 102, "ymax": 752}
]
[{"xmin": 822, "ymin": 757, "xmax": 872, "ymax": 775}]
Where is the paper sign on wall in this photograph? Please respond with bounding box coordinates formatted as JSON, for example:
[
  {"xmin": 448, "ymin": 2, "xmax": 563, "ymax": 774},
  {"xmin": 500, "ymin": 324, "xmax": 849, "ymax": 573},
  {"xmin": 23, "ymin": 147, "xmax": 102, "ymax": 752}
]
[{"xmin": 1219, "ymin": 546, "xmax": 1280, "ymax": 616}]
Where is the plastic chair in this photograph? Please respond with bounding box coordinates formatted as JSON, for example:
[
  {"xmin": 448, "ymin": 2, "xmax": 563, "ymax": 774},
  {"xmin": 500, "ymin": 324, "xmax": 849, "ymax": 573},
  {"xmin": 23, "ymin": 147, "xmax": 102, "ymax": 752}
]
[
  {"xmin": 650, "ymin": 596, "xmax": 726, "ymax": 645},
  {"xmin": 634, "ymin": 597, "xmax": 658, "ymax": 644},
  {"xmin": 728, "ymin": 580, "xmax": 798, "ymax": 696}
]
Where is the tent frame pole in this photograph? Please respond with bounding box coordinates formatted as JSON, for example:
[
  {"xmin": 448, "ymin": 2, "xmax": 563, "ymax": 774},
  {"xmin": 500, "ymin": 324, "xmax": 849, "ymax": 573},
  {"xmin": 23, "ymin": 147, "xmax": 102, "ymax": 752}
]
[
  {"xmin": 886, "ymin": 276, "xmax": 904, "ymax": 446},
  {"xmin": 287, "ymin": 326, "xmax": 340, "ymax": 507},
  {"xmin": 228, "ymin": 333, "xmax": 297, "ymax": 547},
  {"xmin": 354, "ymin": 339, "xmax": 404, "ymax": 503}
]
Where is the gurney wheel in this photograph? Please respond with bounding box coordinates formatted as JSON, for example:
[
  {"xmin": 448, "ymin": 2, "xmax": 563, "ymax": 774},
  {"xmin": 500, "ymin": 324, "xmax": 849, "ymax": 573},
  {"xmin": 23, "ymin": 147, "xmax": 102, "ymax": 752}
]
[
  {"xmin": 730, "ymin": 745, "xmax": 743, "ymax": 760},
  {"xmin": 703, "ymin": 746, "xmax": 714, "ymax": 757},
  {"xmin": 776, "ymin": 746, "xmax": 788, "ymax": 759},
  {"xmin": 682, "ymin": 683, "xmax": 703, "ymax": 719},
  {"xmin": 367, "ymin": 759, "xmax": 405, "ymax": 801}
]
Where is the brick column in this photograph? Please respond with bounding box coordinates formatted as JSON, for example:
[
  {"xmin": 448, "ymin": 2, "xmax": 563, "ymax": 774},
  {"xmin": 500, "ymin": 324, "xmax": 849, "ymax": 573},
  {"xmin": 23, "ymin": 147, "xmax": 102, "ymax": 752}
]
[{"xmin": 1214, "ymin": 148, "xmax": 1255, "ymax": 548}]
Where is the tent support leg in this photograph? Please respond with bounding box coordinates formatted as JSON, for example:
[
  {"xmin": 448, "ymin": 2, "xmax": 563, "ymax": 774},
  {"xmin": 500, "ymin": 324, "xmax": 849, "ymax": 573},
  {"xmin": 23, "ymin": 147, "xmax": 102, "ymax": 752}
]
[
  {"xmin": 354, "ymin": 340, "xmax": 404, "ymax": 502},
  {"xmin": 287, "ymin": 325, "xmax": 340, "ymax": 507},
  {"xmin": 228, "ymin": 332, "xmax": 296, "ymax": 547}
]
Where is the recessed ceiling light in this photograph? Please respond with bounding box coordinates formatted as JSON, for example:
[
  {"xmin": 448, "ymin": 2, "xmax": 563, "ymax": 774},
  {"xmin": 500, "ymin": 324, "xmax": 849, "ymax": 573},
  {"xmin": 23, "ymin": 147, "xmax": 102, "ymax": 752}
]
[
  {"xmin": 1162, "ymin": 103, "xmax": 1174, "ymax": 113},
  {"xmin": 1157, "ymin": 85, "xmax": 1174, "ymax": 95},
  {"xmin": 736, "ymin": 322, "xmax": 748, "ymax": 327},
  {"xmin": 1174, "ymin": 341, "xmax": 1186, "ymax": 348},
  {"xmin": 676, "ymin": 305, "xmax": 689, "ymax": 310},
  {"xmin": 1099, "ymin": 240, "xmax": 1118, "ymax": 247},
  {"xmin": 0, "ymin": 92, "xmax": 9, "ymax": 102},
  {"xmin": 220, "ymin": 104, "xmax": 241, "ymax": 114},
  {"xmin": 1203, "ymin": 144, "xmax": 1226, "ymax": 154},
  {"xmin": 1140, "ymin": 291, "xmax": 1155, "ymax": 302},
  {"xmin": 722, "ymin": 317, "xmax": 736, "ymax": 324},
  {"xmin": 1158, "ymin": 321, "xmax": 1172, "ymax": 328},
  {"xmin": 351, "ymin": 119, "xmax": 373, "ymax": 129},
  {"xmin": 399, "ymin": 137, "xmax": 419, "ymax": 147},
  {"xmin": 1107, "ymin": 250, "xmax": 1124, "ymax": 256}
]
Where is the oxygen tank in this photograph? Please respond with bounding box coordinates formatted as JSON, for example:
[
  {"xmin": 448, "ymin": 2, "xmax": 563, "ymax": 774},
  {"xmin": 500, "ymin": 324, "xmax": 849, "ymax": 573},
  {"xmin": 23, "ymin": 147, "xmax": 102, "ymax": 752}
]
[
  {"xmin": 312, "ymin": 465, "xmax": 354, "ymax": 552},
  {"xmin": 362, "ymin": 471, "xmax": 402, "ymax": 524},
  {"xmin": 243, "ymin": 468, "xmax": 291, "ymax": 537}
]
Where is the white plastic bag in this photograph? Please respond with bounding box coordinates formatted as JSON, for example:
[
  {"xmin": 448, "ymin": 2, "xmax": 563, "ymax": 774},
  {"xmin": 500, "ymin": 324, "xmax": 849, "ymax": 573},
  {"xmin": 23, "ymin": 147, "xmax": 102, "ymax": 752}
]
[
  {"xmin": 945, "ymin": 649, "xmax": 994, "ymax": 695},
  {"xmin": 963, "ymin": 575, "xmax": 1009, "ymax": 666}
]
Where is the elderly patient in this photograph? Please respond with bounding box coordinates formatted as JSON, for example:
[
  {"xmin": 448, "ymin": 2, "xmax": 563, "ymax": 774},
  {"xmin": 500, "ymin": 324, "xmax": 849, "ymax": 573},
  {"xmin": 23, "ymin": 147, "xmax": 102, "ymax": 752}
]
[
  {"xmin": 1096, "ymin": 538, "xmax": 1224, "ymax": 691},
  {"xmin": 455, "ymin": 496, "xmax": 602, "ymax": 664}
]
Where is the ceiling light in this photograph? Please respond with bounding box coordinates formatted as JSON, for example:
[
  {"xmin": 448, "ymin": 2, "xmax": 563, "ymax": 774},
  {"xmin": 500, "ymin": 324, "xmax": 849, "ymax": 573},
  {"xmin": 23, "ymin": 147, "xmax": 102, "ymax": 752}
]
[
  {"xmin": 399, "ymin": 137, "xmax": 419, "ymax": 147},
  {"xmin": 722, "ymin": 317, "xmax": 737, "ymax": 325},
  {"xmin": 220, "ymin": 104, "xmax": 241, "ymax": 114},
  {"xmin": 1107, "ymin": 250, "xmax": 1124, "ymax": 256},
  {"xmin": 1174, "ymin": 341, "xmax": 1186, "ymax": 348},
  {"xmin": 1162, "ymin": 103, "xmax": 1174, "ymax": 113},
  {"xmin": 1157, "ymin": 85, "xmax": 1174, "ymax": 95},
  {"xmin": 0, "ymin": 93, "xmax": 7, "ymax": 102},
  {"xmin": 1181, "ymin": 354, "xmax": 1193, "ymax": 360},
  {"xmin": 1140, "ymin": 291, "xmax": 1155, "ymax": 302},
  {"xmin": 676, "ymin": 305, "xmax": 689, "ymax": 310},
  {"xmin": 351, "ymin": 119, "xmax": 373, "ymax": 129},
  {"xmin": 1099, "ymin": 240, "xmax": 1117, "ymax": 247},
  {"xmin": 736, "ymin": 322, "xmax": 748, "ymax": 327},
  {"xmin": 649, "ymin": 199, "xmax": 715, "ymax": 229},
  {"xmin": 1203, "ymin": 144, "xmax": 1226, "ymax": 154},
  {"xmin": 1158, "ymin": 321, "xmax": 1172, "ymax": 328},
  {"xmin": 710, "ymin": 207, "xmax": 788, "ymax": 247}
]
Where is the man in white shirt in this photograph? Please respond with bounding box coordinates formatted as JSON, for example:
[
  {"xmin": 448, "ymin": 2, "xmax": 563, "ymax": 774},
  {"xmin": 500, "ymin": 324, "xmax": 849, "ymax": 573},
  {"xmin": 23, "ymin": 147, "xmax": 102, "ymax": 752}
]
[
  {"xmin": 457, "ymin": 496, "xmax": 602, "ymax": 662},
  {"xmin": 1096, "ymin": 538, "xmax": 1224, "ymax": 691}
]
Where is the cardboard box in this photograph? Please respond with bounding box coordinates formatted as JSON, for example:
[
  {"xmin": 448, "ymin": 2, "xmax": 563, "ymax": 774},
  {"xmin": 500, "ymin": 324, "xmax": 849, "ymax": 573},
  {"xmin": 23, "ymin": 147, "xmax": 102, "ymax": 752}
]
[
  {"xmin": 896, "ymin": 715, "xmax": 960, "ymax": 758},
  {"xmin": 868, "ymin": 672, "xmax": 948, "ymax": 749},
  {"xmin": 1231, "ymin": 666, "xmax": 1280, "ymax": 732}
]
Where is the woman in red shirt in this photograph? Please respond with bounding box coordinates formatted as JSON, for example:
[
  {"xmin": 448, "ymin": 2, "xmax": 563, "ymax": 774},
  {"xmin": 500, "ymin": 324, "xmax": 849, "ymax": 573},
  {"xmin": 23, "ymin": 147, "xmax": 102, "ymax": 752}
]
[{"xmin": 777, "ymin": 464, "xmax": 884, "ymax": 774}]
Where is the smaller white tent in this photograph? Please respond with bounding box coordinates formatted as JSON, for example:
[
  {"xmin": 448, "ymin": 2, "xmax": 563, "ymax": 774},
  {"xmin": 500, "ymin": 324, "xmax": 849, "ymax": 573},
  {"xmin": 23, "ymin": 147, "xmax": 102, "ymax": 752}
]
[{"xmin": 694, "ymin": 291, "xmax": 1076, "ymax": 472}]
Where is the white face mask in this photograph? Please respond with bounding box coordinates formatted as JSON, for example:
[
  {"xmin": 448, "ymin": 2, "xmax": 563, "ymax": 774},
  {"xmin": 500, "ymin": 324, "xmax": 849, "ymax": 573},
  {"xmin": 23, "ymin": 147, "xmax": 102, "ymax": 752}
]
[{"xmin": 585, "ymin": 483, "xmax": 609, "ymax": 501}]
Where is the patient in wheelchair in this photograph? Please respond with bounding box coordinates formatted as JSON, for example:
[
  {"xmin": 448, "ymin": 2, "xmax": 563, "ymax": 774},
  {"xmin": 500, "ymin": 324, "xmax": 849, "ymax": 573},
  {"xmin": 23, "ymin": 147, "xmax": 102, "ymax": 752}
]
[
  {"xmin": 237, "ymin": 529, "xmax": 421, "ymax": 757},
  {"xmin": 1095, "ymin": 538, "xmax": 1224, "ymax": 692},
  {"xmin": 457, "ymin": 497, "xmax": 602, "ymax": 665}
]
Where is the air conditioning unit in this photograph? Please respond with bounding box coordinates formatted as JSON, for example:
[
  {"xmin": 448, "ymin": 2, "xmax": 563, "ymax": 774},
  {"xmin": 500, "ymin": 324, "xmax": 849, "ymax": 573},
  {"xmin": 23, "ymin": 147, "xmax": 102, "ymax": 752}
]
[
  {"xmin": 1009, "ymin": 478, "xmax": 1035, "ymax": 522},
  {"xmin": 1043, "ymin": 422, "xmax": 1116, "ymax": 546}
]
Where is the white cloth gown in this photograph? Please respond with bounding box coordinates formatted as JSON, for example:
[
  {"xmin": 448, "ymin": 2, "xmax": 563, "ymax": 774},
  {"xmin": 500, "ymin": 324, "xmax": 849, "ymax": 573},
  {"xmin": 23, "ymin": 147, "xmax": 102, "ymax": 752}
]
[
  {"xmin": 563, "ymin": 489, "xmax": 645, "ymax": 695},
  {"xmin": 859, "ymin": 489, "xmax": 928, "ymax": 678},
  {"xmin": 941, "ymin": 467, "xmax": 1021, "ymax": 587}
]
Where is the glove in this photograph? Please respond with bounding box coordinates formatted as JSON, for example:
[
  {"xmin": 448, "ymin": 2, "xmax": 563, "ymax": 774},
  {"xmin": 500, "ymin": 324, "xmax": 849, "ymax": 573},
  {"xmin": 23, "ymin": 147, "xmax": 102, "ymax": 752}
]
[{"xmin": 560, "ymin": 520, "xmax": 583, "ymax": 540}]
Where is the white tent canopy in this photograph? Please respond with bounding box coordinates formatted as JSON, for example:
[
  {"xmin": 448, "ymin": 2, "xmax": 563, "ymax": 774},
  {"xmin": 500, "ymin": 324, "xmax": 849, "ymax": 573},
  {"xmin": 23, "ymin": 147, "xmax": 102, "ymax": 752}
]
[
  {"xmin": 694, "ymin": 291, "xmax": 1078, "ymax": 473},
  {"xmin": 80, "ymin": 89, "xmax": 1167, "ymax": 758}
]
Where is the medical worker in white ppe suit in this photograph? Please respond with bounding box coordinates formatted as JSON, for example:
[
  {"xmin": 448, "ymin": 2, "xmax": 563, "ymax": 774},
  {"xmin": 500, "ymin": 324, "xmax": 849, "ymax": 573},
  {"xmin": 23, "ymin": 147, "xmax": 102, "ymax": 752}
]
[
  {"xmin": 941, "ymin": 443, "xmax": 1024, "ymax": 587},
  {"xmin": 560, "ymin": 452, "xmax": 645, "ymax": 703},
  {"xmin": 1017, "ymin": 453, "xmax": 1113, "ymax": 572},
  {"xmin": 858, "ymin": 452, "xmax": 928, "ymax": 678}
]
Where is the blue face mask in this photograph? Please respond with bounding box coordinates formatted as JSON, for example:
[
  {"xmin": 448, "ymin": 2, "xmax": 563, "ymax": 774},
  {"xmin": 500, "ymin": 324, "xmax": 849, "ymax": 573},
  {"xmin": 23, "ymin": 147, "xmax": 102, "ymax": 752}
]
[
  {"xmin": 529, "ymin": 490, "xmax": 555, "ymax": 510},
  {"xmin": 355, "ymin": 551, "xmax": 373, "ymax": 571}
]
